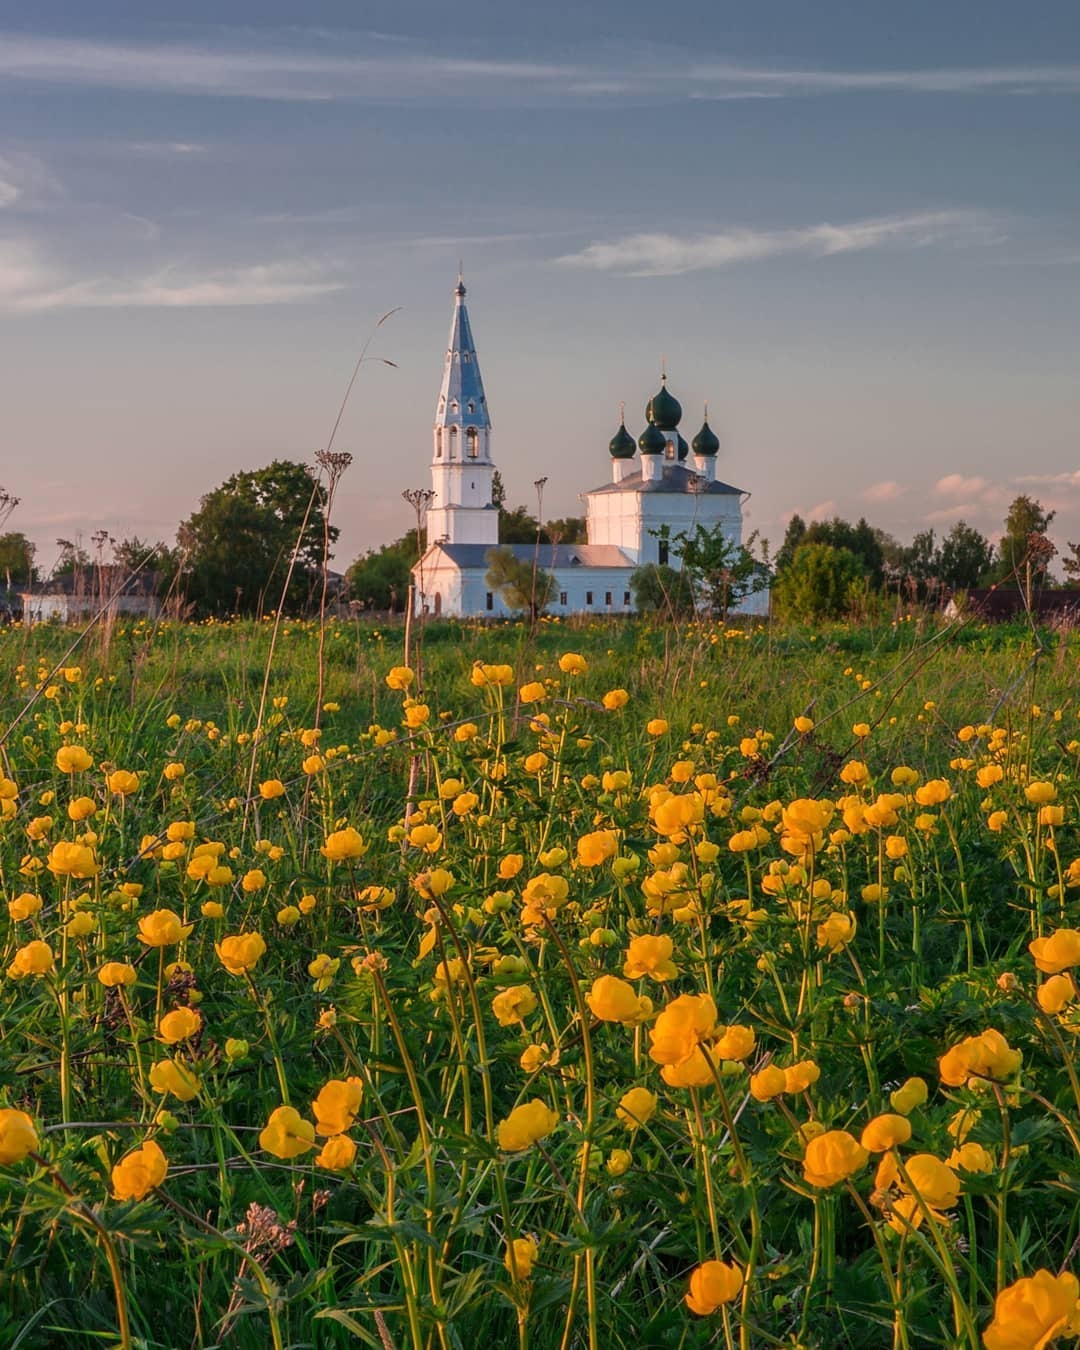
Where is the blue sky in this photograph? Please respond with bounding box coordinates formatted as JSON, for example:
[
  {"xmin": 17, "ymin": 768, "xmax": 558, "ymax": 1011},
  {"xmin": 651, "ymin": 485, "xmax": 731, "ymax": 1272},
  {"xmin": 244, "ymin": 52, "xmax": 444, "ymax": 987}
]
[{"xmin": 2, "ymin": 1, "xmax": 1079, "ymax": 574}]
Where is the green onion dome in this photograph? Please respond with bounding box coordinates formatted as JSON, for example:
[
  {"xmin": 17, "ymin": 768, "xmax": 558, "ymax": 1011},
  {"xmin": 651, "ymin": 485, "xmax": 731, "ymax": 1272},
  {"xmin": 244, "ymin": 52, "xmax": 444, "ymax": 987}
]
[
  {"xmin": 609, "ymin": 420, "xmax": 636, "ymax": 459},
  {"xmin": 638, "ymin": 423, "xmax": 667, "ymax": 455},
  {"xmin": 646, "ymin": 376, "xmax": 682, "ymax": 430},
  {"xmin": 691, "ymin": 418, "xmax": 720, "ymax": 457},
  {"xmin": 677, "ymin": 434, "xmax": 689, "ymax": 462}
]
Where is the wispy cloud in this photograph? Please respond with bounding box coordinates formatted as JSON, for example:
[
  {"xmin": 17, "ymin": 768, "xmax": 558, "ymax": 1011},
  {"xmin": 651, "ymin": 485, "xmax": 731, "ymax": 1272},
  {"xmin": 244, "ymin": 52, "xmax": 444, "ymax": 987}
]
[
  {"xmin": 1, "ymin": 33, "xmax": 1079, "ymax": 105},
  {"xmin": 863, "ymin": 480, "xmax": 907, "ymax": 503},
  {"xmin": 556, "ymin": 211, "xmax": 1000, "ymax": 276},
  {"xmin": 0, "ymin": 242, "xmax": 345, "ymax": 313},
  {"xmin": 0, "ymin": 152, "xmax": 61, "ymax": 210},
  {"xmin": 1015, "ymin": 470, "xmax": 1080, "ymax": 489},
  {"xmin": 934, "ymin": 473, "xmax": 988, "ymax": 498}
]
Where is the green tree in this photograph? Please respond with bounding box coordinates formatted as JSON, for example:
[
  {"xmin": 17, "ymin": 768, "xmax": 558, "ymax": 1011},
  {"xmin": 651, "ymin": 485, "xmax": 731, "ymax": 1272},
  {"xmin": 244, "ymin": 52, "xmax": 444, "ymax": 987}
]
[
  {"xmin": 1063, "ymin": 541, "xmax": 1080, "ymax": 587},
  {"xmin": 498, "ymin": 504, "xmax": 542, "ymax": 544},
  {"xmin": 113, "ymin": 537, "xmax": 179, "ymax": 594},
  {"xmin": 937, "ymin": 521, "xmax": 994, "ymax": 591},
  {"xmin": 775, "ymin": 514, "xmax": 807, "ymax": 574},
  {"xmin": 177, "ymin": 460, "xmax": 335, "ymax": 615},
  {"xmin": 803, "ymin": 516, "xmax": 885, "ymax": 588},
  {"xmin": 629, "ymin": 562, "xmax": 695, "ymax": 620},
  {"xmin": 544, "ymin": 516, "xmax": 586, "ymax": 544},
  {"xmin": 997, "ymin": 495, "xmax": 1056, "ymax": 592},
  {"xmin": 0, "ymin": 532, "xmax": 36, "ymax": 588},
  {"xmin": 484, "ymin": 546, "xmax": 554, "ymax": 620},
  {"xmin": 667, "ymin": 524, "xmax": 770, "ymax": 620},
  {"xmin": 774, "ymin": 543, "xmax": 862, "ymax": 621},
  {"xmin": 346, "ymin": 530, "xmax": 422, "ymax": 612}
]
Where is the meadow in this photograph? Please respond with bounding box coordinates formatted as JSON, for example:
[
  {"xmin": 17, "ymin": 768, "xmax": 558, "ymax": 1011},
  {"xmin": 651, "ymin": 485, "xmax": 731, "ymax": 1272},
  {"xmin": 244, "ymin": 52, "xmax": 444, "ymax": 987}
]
[{"xmin": 0, "ymin": 609, "xmax": 1078, "ymax": 1349}]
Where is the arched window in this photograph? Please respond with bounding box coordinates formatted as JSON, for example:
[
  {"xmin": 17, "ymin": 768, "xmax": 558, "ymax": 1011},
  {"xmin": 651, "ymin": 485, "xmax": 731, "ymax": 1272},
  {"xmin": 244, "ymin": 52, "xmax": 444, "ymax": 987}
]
[
  {"xmin": 466, "ymin": 428, "xmax": 479, "ymax": 459},
  {"xmin": 448, "ymin": 427, "xmax": 458, "ymax": 458},
  {"xmin": 435, "ymin": 429, "xmax": 443, "ymax": 458},
  {"xmin": 665, "ymin": 439, "xmax": 675, "ymax": 460}
]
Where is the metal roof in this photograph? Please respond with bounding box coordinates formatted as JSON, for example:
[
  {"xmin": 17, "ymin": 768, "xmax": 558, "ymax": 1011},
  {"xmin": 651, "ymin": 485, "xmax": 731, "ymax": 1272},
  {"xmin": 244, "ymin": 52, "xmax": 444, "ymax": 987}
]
[
  {"xmin": 585, "ymin": 463, "xmax": 743, "ymax": 495},
  {"xmin": 421, "ymin": 542, "xmax": 636, "ymax": 570},
  {"xmin": 434, "ymin": 278, "xmax": 491, "ymax": 431}
]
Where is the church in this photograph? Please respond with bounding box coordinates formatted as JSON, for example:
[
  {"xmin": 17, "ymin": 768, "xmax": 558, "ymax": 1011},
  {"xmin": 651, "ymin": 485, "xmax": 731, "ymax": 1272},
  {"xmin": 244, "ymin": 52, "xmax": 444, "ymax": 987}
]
[{"xmin": 412, "ymin": 278, "xmax": 763, "ymax": 618}]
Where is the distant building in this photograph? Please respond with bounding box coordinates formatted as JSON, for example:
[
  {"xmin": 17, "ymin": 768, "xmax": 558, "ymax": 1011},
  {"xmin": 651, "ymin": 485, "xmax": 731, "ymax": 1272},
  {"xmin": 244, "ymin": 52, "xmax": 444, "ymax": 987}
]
[
  {"xmin": 412, "ymin": 278, "xmax": 766, "ymax": 618},
  {"xmin": 943, "ymin": 588, "xmax": 1080, "ymax": 624},
  {"xmin": 20, "ymin": 569, "xmax": 160, "ymax": 625}
]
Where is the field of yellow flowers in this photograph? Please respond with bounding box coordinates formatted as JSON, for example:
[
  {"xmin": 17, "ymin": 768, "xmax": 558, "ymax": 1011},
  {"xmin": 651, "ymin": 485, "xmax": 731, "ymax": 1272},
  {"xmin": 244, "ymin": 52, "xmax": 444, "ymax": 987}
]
[{"xmin": 0, "ymin": 613, "xmax": 1078, "ymax": 1348}]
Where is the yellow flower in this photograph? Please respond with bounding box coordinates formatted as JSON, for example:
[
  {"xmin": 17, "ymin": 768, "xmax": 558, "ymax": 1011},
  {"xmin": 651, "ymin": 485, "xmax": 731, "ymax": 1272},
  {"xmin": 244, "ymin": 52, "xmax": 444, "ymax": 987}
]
[
  {"xmin": 520, "ymin": 872, "xmax": 569, "ymax": 925},
  {"xmin": 518, "ymin": 681, "xmax": 546, "ymax": 703},
  {"xmin": 984, "ymin": 1270, "xmax": 1080, "ymax": 1350},
  {"xmin": 385, "ymin": 665, "xmax": 415, "ymax": 690},
  {"xmin": 164, "ymin": 761, "xmax": 186, "ymax": 781},
  {"xmin": 497, "ymin": 1099, "xmax": 559, "ymax": 1152},
  {"xmin": 403, "ymin": 703, "xmax": 430, "ymax": 729},
  {"xmin": 783, "ymin": 1061, "xmax": 821, "ymax": 1094},
  {"xmin": 0, "ymin": 1109, "xmax": 39, "ymax": 1163},
  {"xmin": 749, "ymin": 1065, "xmax": 787, "ymax": 1101},
  {"xmin": 492, "ymin": 985, "xmax": 538, "ymax": 1027},
  {"xmin": 606, "ymin": 1147, "xmax": 632, "ymax": 1176},
  {"xmin": 794, "ymin": 715, "xmax": 815, "ymax": 734},
  {"xmin": 860, "ymin": 1114, "xmax": 912, "ymax": 1152},
  {"xmin": 8, "ymin": 940, "xmax": 54, "ymax": 978},
  {"xmin": 1024, "ymin": 781, "xmax": 1057, "ymax": 805},
  {"xmin": 602, "ymin": 688, "xmax": 629, "ymax": 710},
  {"xmin": 685, "ymin": 1260, "xmax": 744, "ymax": 1315},
  {"xmin": 98, "ymin": 961, "xmax": 138, "ymax": 987},
  {"xmin": 586, "ymin": 975, "xmax": 653, "ymax": 1026},
  {"xmin": 646, "ymin": 718, "xmax": 669, "ymax": 737},
  {"xmin": 1037, "ymin": 974, "xmax": 1076, "ymax": 1014},
  {"xmin": 259, "ymin": 1105, "xmax": 316, "ymax": 1159},
  {"xmin": 216, "ymin": 931, "xmax": 267, "ymax": 976},
  {"xmin": 8, "ymin": 892, "xmax": 42, "ymax": 921},
  {"xmin": 68, "ymin": 796, "xmax": 97, "ymax": 822},
  {"xmin": 241, "ymin": 868, "xmax": 267, "ymax": 893},
  {"xmin": 315, "ymin": 1134, "xmax": 357, "ymax": 1171},
  {"xmin": 1030, "ymin": 929, "xmax": 1080, "ymax": 974},
  {"xmin": 577, "ymin": 829, "xmax": 619, "ymax": 867},
  {"xmin": 46, "ymin": 841, "xmax": 99, "ymax": 878},
  {"xmin": 939, "ymin": 1029, "xmax": 1022, "ymax": 1087},
  {"xmin": 321, "ymin": 827, "xmax": 368, "ymax": 862},
  {"xmin": 308, "ymin": 954, "xmax": 340, "ymax": 991},
  {"xmin": 987, "ymin": 810, "xmax": 1009, "ymax": 833},
  {"xmin": 914, "ymin": 779, "xmax": 951, "ymax": 807},
  {"xmin": 623, "ymin": 934, "xmax": 679, "ymax": 982},
  {"xmin": 802, "ymin": 1130, "xmax": 869, "ymax": 1188},
  {"xmin": 902, "ymin": 1153, "xmax": 960, "ymax": 1211},
  {"xmin": 616, "ymin": 1086, "xmax": 658, "ymax": 1131},
  {"xmin": 889, "ymin": 1077, "xmax": 928, "ymax": 1115},
  {"xmin": 649, "ymin": 993, "xmax": 719, "ymax": 1068},
  {"xmin": 505, "ymin": 1236, "xmax": 539, "ymax": 1281},
  {"xmin": 258, "ymin": 779, "xmax": 286, "ymax": 800},
  {"xmin": 148, "ymin": 1059, "xmax": 201, "ymax": 1102},
  {"xmin": 817, "ymin": 911, "xmax": 857, "ymax": 952},
  {"xmin": 112, "ymin": 1139, "xmax": 168, "ymax": 1200},
  {"xmin": 138, "ymin": 909, "xmax": 193, "ymax": 947},
  {"xmin": 56, "ymin": 745, "xmax": 93, "ymax": 773},
  {"xmin": 312, "ymin": 1077, "xmax": 364, "ymax": 1136},
  {"xmin": 157, "ymin": 1007, "xmax": 202, "ymax": 1044},
  {"xmin": 558, "ymin": 652, "xmax": 587, "ymax": 675},
  {"xmin": 947, "ymin": 1141, "xmax": 995, "ymax": 1174},
  {"xmin": 106, "ymin": 770, "xmax": 140, "ymax": 796}
]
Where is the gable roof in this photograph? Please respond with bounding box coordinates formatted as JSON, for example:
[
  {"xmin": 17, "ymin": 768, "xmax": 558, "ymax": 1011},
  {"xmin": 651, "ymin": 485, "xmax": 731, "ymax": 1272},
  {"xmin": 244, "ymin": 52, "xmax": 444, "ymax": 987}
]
[
  {"xmin": 585, "ymin": 462, "xmax": 743, "ymax": 496},
  {"xmin": 418, "ymin": 542, "xmax": 635, "ymax": 571}
]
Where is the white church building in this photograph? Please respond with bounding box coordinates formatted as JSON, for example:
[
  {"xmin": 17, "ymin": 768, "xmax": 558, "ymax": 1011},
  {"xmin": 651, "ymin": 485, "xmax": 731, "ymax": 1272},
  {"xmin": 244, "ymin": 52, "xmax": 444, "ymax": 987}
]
[{"xmin": 412, "ymin": 278, "xmax": 763, "ymax": 618}]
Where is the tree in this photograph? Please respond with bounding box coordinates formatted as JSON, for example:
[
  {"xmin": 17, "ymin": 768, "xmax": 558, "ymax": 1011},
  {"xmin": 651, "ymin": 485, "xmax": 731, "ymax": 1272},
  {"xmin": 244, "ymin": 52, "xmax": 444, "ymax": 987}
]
[
  {"xmin": 113, "ymin": 537, "xmax": 179, "ymax": 594},
  {"xmin": 997, "ymin": 495, "xmax": 1056, "ymax": 592},
  {"xmin": 1063, "ymin": 541, "xmax": 1080, "ymax": 588},
  {"xmin": 484, "ymin": 546, "xmax": 554, "ymax": 620},
  {"xmin": 667, "ymin": 524, "xmax": 770, "ymax": 620},
  {"xmin": 629, "ymin": 563, "xmax": 695, "ymax": 619},
  {"xmin": 775, "ymin": 514, "xmax": 807, "ymax": 574},
  {"xmin": 499, "ymin": 504, "xmax": 541, "ymax": 544},
  {"xmin": 346, "ymin": 530, "xmax": 422, "ymax": 612},
  {"xmin": 774, "ymin": 543, "xmax": 862, "ymax": 621},
  {"xmin": 938, "ymin": 521, "xmax": 994, "ymax": 591},
  {"xmin": 177, "ymin": 460, "xmax": 335, "ymax": 615},
  {"xmin": 802, "ymin": 516, "xmax": 885, "ymax": 588},
  {"xmin": 0, "ymin": 532, "xmax": 36, "ymax": 588},
  {"xmin": 544, "ymin": 516, "xmax": 586, "ymax": 545}
]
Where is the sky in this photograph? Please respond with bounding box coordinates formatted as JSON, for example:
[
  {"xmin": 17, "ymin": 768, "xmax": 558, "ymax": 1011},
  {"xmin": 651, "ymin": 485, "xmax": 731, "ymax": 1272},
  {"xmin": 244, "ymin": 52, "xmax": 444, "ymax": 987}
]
[{"xmin": 1, "ymin": 1, "xmax": 1079, "ymax": 576}]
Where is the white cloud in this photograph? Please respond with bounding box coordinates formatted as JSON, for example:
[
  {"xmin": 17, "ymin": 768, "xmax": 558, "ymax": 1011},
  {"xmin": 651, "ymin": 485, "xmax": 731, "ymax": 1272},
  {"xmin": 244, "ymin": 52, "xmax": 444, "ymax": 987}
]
[
  {"xmin": 862, "ymin": 480, "xmax": 906, "ymax": 503},
  {"xmin": 926, "ymin": 502, "xmax": 981, "ymax": 523},
  {"xmin": 934, "ymin": 473, "xmax": 987, "ymax": 498},
  {"xmin": 0, "ymin": 152, "xmax": 61, "ymax": 210},
  {"xmin": 806, "ymin": 499, "xmax": 837, "ymax": 522},
  {"xmin": 1, "ymin": 33, "xmax": 1079, "ymax": 106},
  {"xmin": 0, "ymin": 246, "xmax": 344, "ymax": 313},
  {"xmin": 556, "ymin": 211, "xmax": 999, "ymax": 277},
  {"xmin": 1014, "ymin": 469, "xmax": 1080, "ymax": 489}
]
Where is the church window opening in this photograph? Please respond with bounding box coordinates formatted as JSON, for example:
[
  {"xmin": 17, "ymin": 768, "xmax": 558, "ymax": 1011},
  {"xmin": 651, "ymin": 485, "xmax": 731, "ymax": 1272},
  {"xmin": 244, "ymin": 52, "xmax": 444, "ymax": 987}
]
[
  {"xmin": 559, "ymin": 591, "xmax": 567, "ymax": 606},
  {"xmin": 435, "ymin": 430, "xmax": 443, "ymax": 458},
  {"xmin": 605, "ymin": 591, "xmax": 612, "ymax": 607},
  {"xmin": 665, "ymin": 440, "xmax": 675, "ymax": 460},
  {"xmin": 486, "ymin": 592, "xmax": 494, "ymax": 611},
  {"xmin": 623, "ymin": 591, "xmax": 631, "ymax": 606},
  {"xmin": 586, "ymin": 590, "xmax": 594, "ymax": 606},
  {"xmin": 658, "ymin": 540, "xmax": 669, "ymax": 565},
  {"xmin": 467, "ymin": 400, "xmax": 474, "ymax": 412},
  {"xmin": 451, "ymin": 399, "xmax": 459, "ymax": 413},
  {"xmin": 449, "ymin": 427, "xmax": 458, "ymax": 458},
  {"xmin": 466, "ymin": 428, "xmax": 479, "ymax": 458}
]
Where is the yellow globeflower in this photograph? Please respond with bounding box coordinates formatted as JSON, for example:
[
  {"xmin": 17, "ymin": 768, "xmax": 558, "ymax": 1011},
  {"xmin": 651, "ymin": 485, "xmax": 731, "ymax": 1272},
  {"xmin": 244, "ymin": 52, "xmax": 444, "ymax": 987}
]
[
  {"xmin": 8, "ymin": 940, "xmax": 54, "ymax": 978},
  {"xmin": 112, "ymin": 1139, "xmax": 168, "ymax": 1200},
  {"xmin": 1024, "ymin": 781, "xmax": 1057, "ymax": 805},
  {"xmin": 312, "ymin": 1078, "xmax": 364, "ymax": 1137},
  {"xmin": 315, "ymin": 1134, "xmax": 357, "ymax": 1171},
  {"xmin": 8, "ymin": 892, "xmax": 42, "ymax": 921},
  {"xmin": 938, "ymin": 1029, "xmax": 1022, "ymax": 1087},
  {"xmin": 616, "ymin": 1086, "xmax": 658, "ymax": 1131},
  {"xmin": 492, "ymin": 985, "xmax": 538, "ymax": 1027},
  {"xmin": 984, "ymin": 1270, "xmax": 1079, "ymax": 1350},
  {"xmin": 157, "ymin": 1007, "xmax": 202, "ymax": 1044},
  {"xmin": 56, "ymin": 745, "xmax": 93, "ymax": 774},
  {"xmin": 0, "ymin": 1109, "xmax": 39, "ymax": 1163},
  {"xmin": 321, "ymin": 827, "xmax": 368, "ymax": 862},
  {"xmin": 148, "ymin": 1059, "xmax": 201, "ymax": 1102},
  {"xmin": 623, "ymin": 934, "xmax": 679, "ymax": 982},
  {"xmin": 802, "ymin": 1130, "xmax": 869, "ymax": 1188},
  {"xmin": 585, "ymin": 975, "xmax": 652, "ymax": 1026},
  {"xmin": 685, "ymin": 1260, "xmax": 744, "ymax": 1315},
  {"xmin": 889, "ymin": 1077, "xmax": 928, "ymax": 1115},
  {"xmin": 816, "ymin": 911, "xmax": 857, "ymax": 953},
  {"xmin": 259, "ymin": 1105, "xmax": 316, "ymax": 1159},
  {"xmin": 860, "ymin": 1114, "xmax": 912, "ymax": 1153},
  {"xmin": 385, "ymin": 665, "xmax": 415, "ymax": 690},
  {"xmin": 557, "ymin": 652, "xmax": 587, "ymax": 675},
  {"xmin": 98, "ymin": 961, "xmax": 138, "ymax": 988},
  {"xmin": 504, "ymin": 1236, "xmax": 539, "ymax": 1281},
  {"xmin": 901, "ymin": 1153, "xmax": 960, "ymax": 1211},
  {"xmin": 68, "ymin": 796, "xmax": 97, "ymax": 822},
  {"xmin": 106, "ymin": 770, "xmax": 140, "ymax": 796},
  {"xmin": 216, "ymin": 931, "xmax": 267, "ymax": 976},
  {"xmin": 1037, "ymin": 974, "xmax": 1076, "ymax": 1014},
  {"xmin": 602, "ymin": 688, "xmax": 629, "ymax": 710},
  {"xmin": 258, "ymin": 779, "xmax": 286, "ymax": 800},
  {"xmin": 783, "ymin": 1061, "xmax": 821, "ymax": 1094},
  {"xmin": 46, "ymin": 841, "xmax": 99, "ymax": 878},
  {"xmin": 518, "ymin": 681, "xmax": 546, "ymax": 703},
  {"xmin": 137, "ymin": 909, "xmax": 193, "ymax": 947},
  {"xmin": 749, "ymin": 1065, "xmax": 787, "ymax": 1102},
  {"xmin": 497, "ymin": 1099, "xmax": 559, "ymax": 1152},
  {"xmin": 576, "ymin": 829, "xmax": 619, "ymax": 867},
  {"xmin": 646, "ymin": 718, "xmax": 669, "ymax": 737},
  {"xmin": 1030, "ymin": 929, "xmax": 1080, "ymax": 974}
]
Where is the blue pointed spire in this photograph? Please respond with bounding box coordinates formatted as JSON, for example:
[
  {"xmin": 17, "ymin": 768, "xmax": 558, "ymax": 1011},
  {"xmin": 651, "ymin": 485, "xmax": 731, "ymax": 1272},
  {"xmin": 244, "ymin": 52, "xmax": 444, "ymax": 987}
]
[{"xmin": 435, "ymin": 275, "xmax": 490, "ymax": 430}]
